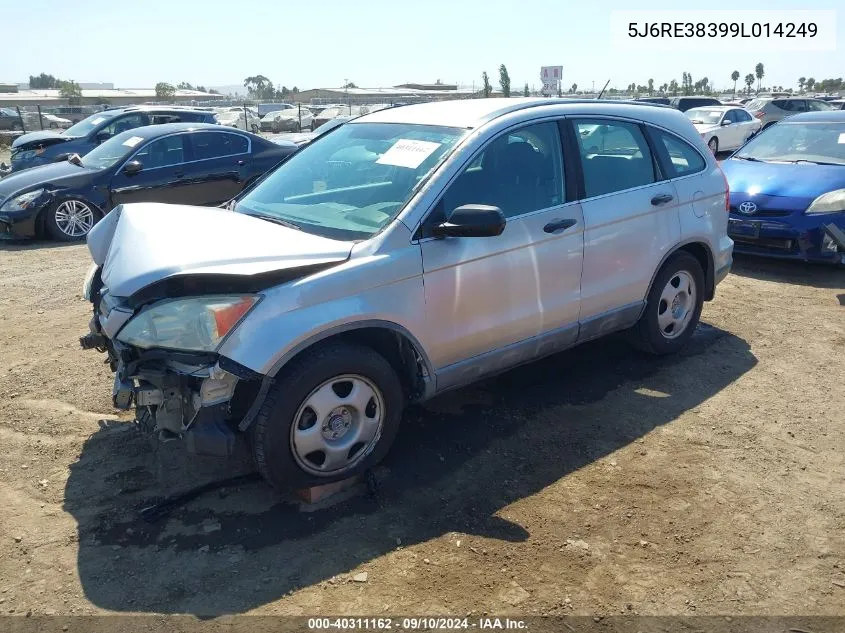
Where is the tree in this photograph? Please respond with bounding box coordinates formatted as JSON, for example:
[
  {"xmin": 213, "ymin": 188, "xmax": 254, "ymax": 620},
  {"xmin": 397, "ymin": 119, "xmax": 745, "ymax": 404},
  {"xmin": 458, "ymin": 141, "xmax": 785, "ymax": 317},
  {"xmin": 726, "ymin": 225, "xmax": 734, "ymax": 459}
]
[
  {"xmin": 243, "ymin": 75, "xmax": 271, "ymax": 99},
  {"xmin": 798, "ymin": 76, "xmax": 806, "ymax": 93},
  {"xmin": 481, "ymin": 71, "xmax": 491, "ymax": 98},
  {"xmin": 755, "ymin": 63, "xmax": 765, "ymax": 93},
  {"xmin": 176, "ymin": 82, "xmax": 194, "ymax": 90},
  {"xmin": 523, "ymin": 83, "xmax": 530, "ymax": 97},
  {"xmin": 647, "ymin": 78, "xmax": 654, "ymax": 95},
  {"xmin": 58, "ymin": 80, "xmax": 82, "ymax": 104},
  {"xmin": 731, "ymin": 70, "xmax": 740, "ymax": 96},
  {"xmin": 744, "ymin": 73, "xmax": 755, "ymax": 95},
  {"xmin": 29, "ymin": 73, "xmax": 58, "ymax": 89},
  {"xmin": 570, "ymin": 83, "xmax": 577, "ymax": 94},
  {"xmin": 668, "ymin": 79, "xmax": 679, "ymax": 96},
  {"xmin": 155, "ymin": 82, "xmax": 176, "ymax": 101},
  {"xmin": 498, "ymin": 64, "xmax": 511, "ymax": 98},
  {"xmin": 806, "ymin": 77, "xmax": 815, "ymax": 91},
  {"xmin": 342, "ymin": 81, "xmax": 357, "ymax": 89}
]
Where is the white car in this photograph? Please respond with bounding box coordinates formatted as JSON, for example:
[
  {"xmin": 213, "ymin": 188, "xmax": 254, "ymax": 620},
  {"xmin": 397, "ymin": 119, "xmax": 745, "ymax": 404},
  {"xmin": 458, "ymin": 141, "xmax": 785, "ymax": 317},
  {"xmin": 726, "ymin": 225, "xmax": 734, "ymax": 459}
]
[
  {"xmin": 684, "ymin": 106, "xmax": 761, "ymax": 154},
  {"xmin": 260, "ymin": 107, "xmax": 314, "ymax": 133},
  {"xmin": 215, "ymin": 109, "xmax": 261, "ymax": 133}
]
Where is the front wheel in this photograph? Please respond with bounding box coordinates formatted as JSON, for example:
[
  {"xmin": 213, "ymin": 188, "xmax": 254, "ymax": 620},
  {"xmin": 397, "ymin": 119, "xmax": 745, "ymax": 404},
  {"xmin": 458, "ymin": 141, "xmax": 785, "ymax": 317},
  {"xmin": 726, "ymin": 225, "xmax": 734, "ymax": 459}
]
[
  {"xmin": 249, "ymin": 342, "xmax": 404, "ymax": 490},
  {"xmin": 707, "ymin": 137, "xmax": 719, "ymax": 154},
  {"xmin": 45, "ymin": 198, "xmax": 100, "ymax": 242},
  {"xmin": 629, "ymin": 252, "xmax": 704, "ymax": 355}
]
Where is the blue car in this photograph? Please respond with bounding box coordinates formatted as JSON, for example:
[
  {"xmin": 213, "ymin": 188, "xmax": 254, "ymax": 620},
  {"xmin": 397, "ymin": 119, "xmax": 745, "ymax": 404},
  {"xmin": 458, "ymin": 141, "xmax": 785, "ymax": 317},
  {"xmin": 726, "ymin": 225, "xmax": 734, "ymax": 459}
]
[
  {"xmin": 9, "ymin": 106, "xmax": 217, "ymax": 173},
  {"xmin": 721, "ymin": 111, "xmax": 845, "ymax": 265}
]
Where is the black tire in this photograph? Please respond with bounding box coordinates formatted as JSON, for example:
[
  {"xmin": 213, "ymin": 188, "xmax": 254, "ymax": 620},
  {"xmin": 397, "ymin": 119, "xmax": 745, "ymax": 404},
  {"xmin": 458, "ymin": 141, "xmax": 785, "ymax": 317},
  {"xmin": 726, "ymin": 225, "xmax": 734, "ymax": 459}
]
[
  {"xmin": 629, "ymin": 252, "xmax": 705, "ymax": 355},
  {"xmin": 707, "ymin": 137, "xmax": 719, "ymax": 154},
  {"xmin": 44, "ymin": 198, "xmax": 100, "ymax": 242},
  {"xmin": 249, "ymin": 342, "xmax": 404, "ymax": 490}
]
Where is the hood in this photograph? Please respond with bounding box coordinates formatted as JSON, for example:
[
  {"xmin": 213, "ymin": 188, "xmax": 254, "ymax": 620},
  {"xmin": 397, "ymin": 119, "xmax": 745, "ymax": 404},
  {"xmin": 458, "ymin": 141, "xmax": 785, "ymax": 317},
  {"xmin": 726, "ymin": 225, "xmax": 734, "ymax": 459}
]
[
  {"xmin": 88, "ymin": 203, "xmax": 354, "ymax": 299},
  {"xmin": 0, "ymin": 161, "xmax": 98, "ymax": 200},
  {"xmin": 11, "ymin": 130, "xmax": 77, "ymax": 150},
  {"xmin": 692, "ymin": 123, "xmax": 719, "ymax": 134},
  {"xmin": 269, "ymin": 132, "xmax": 315, "ymax": 145},
  {"xmin": 723, "ymin": 158, "xmax": 845, "ymax": 200}
]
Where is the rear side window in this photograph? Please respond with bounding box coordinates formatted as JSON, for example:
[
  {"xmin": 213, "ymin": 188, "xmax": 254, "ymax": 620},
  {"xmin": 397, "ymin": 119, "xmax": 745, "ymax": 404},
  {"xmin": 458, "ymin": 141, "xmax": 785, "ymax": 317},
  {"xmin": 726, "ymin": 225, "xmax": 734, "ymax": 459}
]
[
  {"xmin": 654, "ymin": 130, "xmax": 705, "ymax": 177},
  {"xmin": 734, "ymin": 109, "xmax": 753, "ymax": 122},
  {"xmin": 773, "ymin": 100, "xmax": 806, "ymax": 112},
  {"xmin": 150, "ymin": 114, "xmax": 181, "ymax": 124},
  {"xmin": 573, "ymin": 119, "xmax": 655, "ymax": 197},
  {"xmin": 190, "ymin": 132, "xmax": 249, "ymax": 160},
  {"xmin": 176, "ymin": 111, "xmax": 212, "ymax": 122}
]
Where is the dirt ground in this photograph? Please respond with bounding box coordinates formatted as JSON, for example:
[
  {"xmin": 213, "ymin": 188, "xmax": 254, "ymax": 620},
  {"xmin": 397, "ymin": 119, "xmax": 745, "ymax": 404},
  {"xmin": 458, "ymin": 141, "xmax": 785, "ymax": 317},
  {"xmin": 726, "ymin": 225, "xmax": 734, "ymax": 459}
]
[{"xmin": 0, "ymin": 241, "xmax": 843, "ymax": 621}]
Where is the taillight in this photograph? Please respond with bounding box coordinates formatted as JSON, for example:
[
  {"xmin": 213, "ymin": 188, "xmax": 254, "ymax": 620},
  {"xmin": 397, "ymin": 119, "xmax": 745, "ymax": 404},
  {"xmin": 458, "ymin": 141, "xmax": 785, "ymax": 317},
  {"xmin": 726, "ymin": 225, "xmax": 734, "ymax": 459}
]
[
  {"xmin": 717, "ymin": 164, "xmax": 730, "ymax": 211},
  {"xmin": 753, "ymin": 111, "xmax": 765, "ymax": 119}
]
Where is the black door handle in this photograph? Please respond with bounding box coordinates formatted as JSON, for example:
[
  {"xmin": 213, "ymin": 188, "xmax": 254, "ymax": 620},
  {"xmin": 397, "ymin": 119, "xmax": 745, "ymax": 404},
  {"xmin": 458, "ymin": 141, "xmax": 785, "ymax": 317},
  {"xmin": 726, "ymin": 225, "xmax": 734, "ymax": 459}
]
[
  {"xmin": 543, "ymin": 218, "xmax": 577, "ymax": 233},
  {"xmin": 651, "ymin": 193, "xmax": 674, "ymax": 206}
]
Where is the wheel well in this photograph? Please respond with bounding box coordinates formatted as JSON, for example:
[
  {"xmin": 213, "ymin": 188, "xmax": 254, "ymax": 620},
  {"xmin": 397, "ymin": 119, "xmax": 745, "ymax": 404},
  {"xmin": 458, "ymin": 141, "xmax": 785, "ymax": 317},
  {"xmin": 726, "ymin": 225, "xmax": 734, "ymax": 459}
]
[
  {"xmin": 677, "ymin": 242, "xmax": 715, "ymax": 300},
  {"xmin": 280, "ymin": 327, "xmax": 428, "ymax": 401}
]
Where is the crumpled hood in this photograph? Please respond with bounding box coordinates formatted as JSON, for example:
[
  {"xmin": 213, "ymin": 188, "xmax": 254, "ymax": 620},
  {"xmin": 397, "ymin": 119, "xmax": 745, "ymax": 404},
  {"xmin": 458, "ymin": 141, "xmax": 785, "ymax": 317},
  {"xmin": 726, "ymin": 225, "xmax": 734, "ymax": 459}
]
[
  {"xmin": 11, "ymin": 130, "xmax": 75, "ymax": 149},
  {"xmin": 87, "ymin": 203, "xmax": 354, "ymax": 298}
]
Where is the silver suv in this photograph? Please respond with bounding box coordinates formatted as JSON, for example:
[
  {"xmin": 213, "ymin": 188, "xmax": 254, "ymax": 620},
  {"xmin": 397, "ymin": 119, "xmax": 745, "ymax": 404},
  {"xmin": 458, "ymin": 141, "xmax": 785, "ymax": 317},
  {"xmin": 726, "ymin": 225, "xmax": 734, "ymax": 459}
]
[
  {"xmin": 80, "ymin": 98, "xmax": 733, "ymax": 489},
  {"xmin": 745, "ymin": 96, "xmax": 836, "ymax": 129}
]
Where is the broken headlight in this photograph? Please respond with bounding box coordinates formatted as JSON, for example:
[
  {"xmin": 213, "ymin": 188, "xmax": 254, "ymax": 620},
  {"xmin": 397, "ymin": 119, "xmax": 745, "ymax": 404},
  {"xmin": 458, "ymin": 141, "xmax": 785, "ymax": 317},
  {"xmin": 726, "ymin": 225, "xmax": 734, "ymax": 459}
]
[{"xmin": 116, "ymin": 295, "xmax": 259, "ymax": 352}]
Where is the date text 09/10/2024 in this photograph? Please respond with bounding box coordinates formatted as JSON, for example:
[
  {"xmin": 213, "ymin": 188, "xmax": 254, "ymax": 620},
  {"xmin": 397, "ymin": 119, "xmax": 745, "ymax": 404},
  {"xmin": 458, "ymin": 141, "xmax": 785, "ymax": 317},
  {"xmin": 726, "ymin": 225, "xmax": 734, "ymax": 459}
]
[{"xmin": 307, "ymin": 618, "xmax": 528, "ymax": 630}]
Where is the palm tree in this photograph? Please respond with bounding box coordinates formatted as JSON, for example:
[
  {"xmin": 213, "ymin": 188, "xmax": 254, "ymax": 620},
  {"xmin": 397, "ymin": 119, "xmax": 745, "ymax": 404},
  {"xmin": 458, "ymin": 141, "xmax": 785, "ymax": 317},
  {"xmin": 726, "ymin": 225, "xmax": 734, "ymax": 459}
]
[
  {"xmin": 797, "ymin": 77, "xmax": 806, "ymax": 93},
  {"xmin": 744, "ymin": 73, "xmax": 755, "ymax": 95},
  {"xmin": 806, "ymin": 77, "xmax": 816, "ymax": 92},
  {"xmin": 755, "ymin": 63, "xmax": 765, "ymax": 93},
  {"xmin": 731, "ymin": 71, "xmax": 740, "ymax": 97}
]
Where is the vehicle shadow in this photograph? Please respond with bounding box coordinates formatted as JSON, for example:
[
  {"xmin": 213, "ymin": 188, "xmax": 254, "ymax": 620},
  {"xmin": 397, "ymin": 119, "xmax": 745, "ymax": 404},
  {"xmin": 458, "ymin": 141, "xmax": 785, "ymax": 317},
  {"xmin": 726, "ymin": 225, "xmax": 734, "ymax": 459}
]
[
  {"xmin": 730, "ymin": 254, "xmax": 845, "ymax": 289},
  {"xmin": 64, "ymin": 323, "xmax": 756, "ymax": 615},
  {"xmin": 0, "ymin": 238, "xmax": 81, "ymax": 251}
]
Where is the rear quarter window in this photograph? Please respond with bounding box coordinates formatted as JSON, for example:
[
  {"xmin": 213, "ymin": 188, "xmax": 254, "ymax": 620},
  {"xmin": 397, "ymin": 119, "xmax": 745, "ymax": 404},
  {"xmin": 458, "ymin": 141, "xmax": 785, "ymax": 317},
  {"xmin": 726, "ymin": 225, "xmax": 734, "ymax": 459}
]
[{"xmin": 653, "ymin": 129, "xmax": 706, "ymax": 177}]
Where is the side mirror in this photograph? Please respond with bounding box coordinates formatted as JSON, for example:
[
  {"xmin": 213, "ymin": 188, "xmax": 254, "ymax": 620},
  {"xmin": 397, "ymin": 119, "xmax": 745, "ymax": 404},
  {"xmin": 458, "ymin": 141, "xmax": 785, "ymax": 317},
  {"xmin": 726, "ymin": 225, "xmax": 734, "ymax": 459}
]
[
  {"xmin": 433, "ymin": 204, "xmax": 506, "ymax": 238},
  {"xmin": 95, "ymin": 131, "xmax": 111, "ymax": 144},
  {"xmin": 721, "ymin": 119, "xmax": 732, "ymax": 126},
  {"xmin": 123, "ymin": 160, "xmax": 143, "ymax": 176}
]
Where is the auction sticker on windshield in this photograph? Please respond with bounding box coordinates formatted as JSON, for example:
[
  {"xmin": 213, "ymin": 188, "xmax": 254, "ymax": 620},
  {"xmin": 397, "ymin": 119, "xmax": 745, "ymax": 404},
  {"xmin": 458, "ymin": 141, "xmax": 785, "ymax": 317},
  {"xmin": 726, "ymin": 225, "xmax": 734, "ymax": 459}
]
[
  {"xmin": 376, "ymin": 139, "xmax": 441, "ymax": 169},
  {"xmin": 838, "ymin": 133, "xmax": 845, "ymax": 144},
  {"xmin": 122, "ymin": 136, "xmax": 144, "ymax": 148}
]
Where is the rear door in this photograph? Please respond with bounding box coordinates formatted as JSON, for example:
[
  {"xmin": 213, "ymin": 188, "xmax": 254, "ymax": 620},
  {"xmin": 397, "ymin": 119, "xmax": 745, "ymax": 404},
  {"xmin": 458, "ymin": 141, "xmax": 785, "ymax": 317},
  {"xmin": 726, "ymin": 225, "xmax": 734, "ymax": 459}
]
[
  {"xmin": 570, "ymin": 117, "xmax": 680, "ymax": 335},
  {"xmin": 109, "ymin": 133, "xmax": 194, "ymax": 206},
  {"xmin": 182, "ymin": 130, "xmax": 252, "ymax": 205}
]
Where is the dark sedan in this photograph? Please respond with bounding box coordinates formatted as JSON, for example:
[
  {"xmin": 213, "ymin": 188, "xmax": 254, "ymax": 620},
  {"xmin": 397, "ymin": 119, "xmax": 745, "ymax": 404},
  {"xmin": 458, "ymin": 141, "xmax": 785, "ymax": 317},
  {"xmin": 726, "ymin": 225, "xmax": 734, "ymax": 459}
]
[
  {"xmin": 0, "ymin": 107, "xmax": 23, "ymax": 131},
  {"xmin": 0, "ymin": 123, "xmax": 296, "ymax": 241},
  {"xmin": 721, "ymin": 111, "xmax": 845, "ymax": 265}
]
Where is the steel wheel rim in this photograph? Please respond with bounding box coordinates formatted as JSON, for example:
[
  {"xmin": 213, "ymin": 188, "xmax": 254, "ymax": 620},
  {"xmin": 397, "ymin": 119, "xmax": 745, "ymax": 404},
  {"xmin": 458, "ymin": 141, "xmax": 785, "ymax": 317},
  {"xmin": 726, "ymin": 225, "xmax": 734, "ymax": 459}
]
[
  {"xmin": 290, "ymin": 373, "xmax": 385, "ymax": 477},
  {"xmin": 657, "ymin": 270, "xmax": 696, "ymax": 339},
  {"xmin": 54, "ymin": 200, "xmax": 94, "ymax": 237}
]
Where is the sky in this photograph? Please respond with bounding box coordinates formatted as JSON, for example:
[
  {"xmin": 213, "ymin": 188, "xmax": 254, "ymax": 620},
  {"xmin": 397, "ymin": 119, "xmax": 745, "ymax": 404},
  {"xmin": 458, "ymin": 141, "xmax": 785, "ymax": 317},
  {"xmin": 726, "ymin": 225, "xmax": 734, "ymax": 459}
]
[{"xmin": 4, "ymin": 0, "xmax": 842, "ymax": 93}]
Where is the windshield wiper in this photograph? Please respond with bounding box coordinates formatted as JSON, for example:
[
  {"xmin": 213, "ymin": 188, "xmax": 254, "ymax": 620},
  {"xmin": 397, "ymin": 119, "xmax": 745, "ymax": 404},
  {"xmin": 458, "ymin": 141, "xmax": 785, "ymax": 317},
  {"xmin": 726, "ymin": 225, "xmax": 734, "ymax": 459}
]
[
  {"xmin": 789, "ymin": 159, "xmax": 842, "ymax": 166},
  {"xmin": 242, "ymin": 211, "xmax": 301, "ymax": 231},
  {"xmin": 733, "ymin": 155, "xmax": 765, "ymax": 162},
  {"xmin": 690, "ymin": 120, "xmax": 705, "ymax": 124}
]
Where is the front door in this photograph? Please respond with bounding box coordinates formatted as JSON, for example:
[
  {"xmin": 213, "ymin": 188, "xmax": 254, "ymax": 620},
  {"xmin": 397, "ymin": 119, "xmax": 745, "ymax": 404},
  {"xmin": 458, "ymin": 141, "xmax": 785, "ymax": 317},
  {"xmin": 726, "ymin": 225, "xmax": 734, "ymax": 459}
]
[
  {"xmin": 109, "ymin": 133, "xmax": 194, "ymax": 206},
  {"xmin": 419, "ymin": 120, "xmax": 584, "ymax": 391}
]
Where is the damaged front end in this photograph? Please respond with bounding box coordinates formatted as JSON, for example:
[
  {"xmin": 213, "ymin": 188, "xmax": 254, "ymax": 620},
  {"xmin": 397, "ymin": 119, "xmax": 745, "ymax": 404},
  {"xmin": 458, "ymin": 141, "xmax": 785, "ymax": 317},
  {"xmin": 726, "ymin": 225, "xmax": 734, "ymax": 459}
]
[{"xmin": 80, "ymin": 278, "xmax": 262, "ymax": 457}]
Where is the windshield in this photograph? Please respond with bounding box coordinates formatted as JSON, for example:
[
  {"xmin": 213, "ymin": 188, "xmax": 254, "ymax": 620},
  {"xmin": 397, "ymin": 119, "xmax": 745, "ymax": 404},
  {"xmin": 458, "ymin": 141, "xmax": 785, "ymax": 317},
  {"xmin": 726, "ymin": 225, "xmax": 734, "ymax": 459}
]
[
  {"xmin": 734, "ymin": 121, "xmax": 845, "ymax": 165},
  {"xmin": 685, "ymin": 108, "xmax": 724, "ymax": 124},
  {"xmin": 235, "ymin": 122, "xmax": 467, "ymax": 240},
  {"xmin": 64, "ymin": 112, "xmax": 114, "ymax": 137},
  {"xmin": 79, "ymin": 132, "xmax": 140, "ymax": 169}
]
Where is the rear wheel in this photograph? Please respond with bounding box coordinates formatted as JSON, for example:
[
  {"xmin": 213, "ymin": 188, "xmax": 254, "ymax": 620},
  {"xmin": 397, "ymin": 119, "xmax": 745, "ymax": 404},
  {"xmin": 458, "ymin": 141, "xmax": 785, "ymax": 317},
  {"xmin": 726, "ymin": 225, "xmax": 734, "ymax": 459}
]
[
  {"xmin": 249, "ymin": 342, "xmax": 404, "ymax": 490},
  {"xmin": 707, "ymin": 137, "xmax": 719, "ymax": 154},
  {"xmin": 45, "ymin": 198, "xmax": 99, "ymax": 242},
  {"xmin": 630, "ymin": 252, "xmax": 704, "ymax": 355}
]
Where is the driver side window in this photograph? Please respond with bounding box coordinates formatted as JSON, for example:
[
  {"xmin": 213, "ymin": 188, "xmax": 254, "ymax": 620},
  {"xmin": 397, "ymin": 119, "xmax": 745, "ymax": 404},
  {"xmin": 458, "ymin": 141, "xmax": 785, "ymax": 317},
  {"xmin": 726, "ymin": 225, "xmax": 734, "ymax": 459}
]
[
  {"xmin": 439, "ymin": 121, "xmax": 564, "ymax": 221},
  {"xmin": 101, "ymin": 114, "xmax": 146, "ymax": 137}
]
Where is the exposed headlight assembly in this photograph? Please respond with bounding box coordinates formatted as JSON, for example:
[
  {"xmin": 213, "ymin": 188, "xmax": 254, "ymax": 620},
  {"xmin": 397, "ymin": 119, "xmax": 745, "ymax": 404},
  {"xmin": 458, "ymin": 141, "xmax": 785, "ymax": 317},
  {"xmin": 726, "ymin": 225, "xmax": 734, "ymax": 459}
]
[
  {"xmin": 117, "ymin": 295, "xmax": 259, "ymax": 352},
  {"xmin": 0, "ymin": 188, "xmax": 47, "ymax": 212},
  {"xmin": 806, "ymin": 189, "xmax": 845, "ymax": 215}
]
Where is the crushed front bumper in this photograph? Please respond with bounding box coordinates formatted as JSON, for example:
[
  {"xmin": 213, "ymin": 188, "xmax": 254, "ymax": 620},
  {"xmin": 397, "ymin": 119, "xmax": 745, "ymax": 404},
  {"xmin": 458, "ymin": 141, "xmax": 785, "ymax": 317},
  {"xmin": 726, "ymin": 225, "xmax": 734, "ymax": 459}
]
[{"xmin": 80, "ymin": 288, "xmax": 258, "ymax": 457}]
